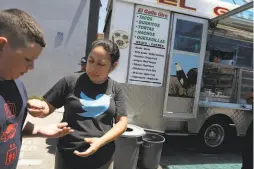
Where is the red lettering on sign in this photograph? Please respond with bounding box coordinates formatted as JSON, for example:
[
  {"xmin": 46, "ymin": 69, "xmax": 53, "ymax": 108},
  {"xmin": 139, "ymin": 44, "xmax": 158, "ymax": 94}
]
[
  {"xmin": 144, "ymin": 9, "xmax": 157, "ymax": 16},
  {"xmin": 158, "ymin": 12, "xmax": 168, "ymax": 19},
  {"xmin": 158, "ymin": 0, "xmax": 196, "ymax": 11},
  {"xmin": 214, "ymin": 6, "xmax": 230, "ymax": 16},
  {"xmin": 158, "ymin": 0, "xmax": 177, "ymax": 6},
  {"xmin": 138, "ymin": 8, "xmax": 143, "ymax": 13},
  {"xmin": 179, "ymin": 0, "xmax": 196, "ymax": 11}
]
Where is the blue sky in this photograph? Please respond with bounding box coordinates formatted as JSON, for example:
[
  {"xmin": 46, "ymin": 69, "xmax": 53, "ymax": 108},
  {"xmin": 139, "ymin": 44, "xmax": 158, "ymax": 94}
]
[
  {"xmin": 220, "ymin": 0, "xmax": 250, "ymax": 5},
  {"xmin": 170, "ymin": 54, "xmax": 199, "ymax": 76},
  {"xmin": 98, "ymin": 0, "xmax": 108, "ymax": 33},
  {"xmin": 221, "ymin": 0, "xmax": 250, "ymax": 5},
  {"xmin": 220, "ymin": 0, "xmax": 253, "ymax": 20}
]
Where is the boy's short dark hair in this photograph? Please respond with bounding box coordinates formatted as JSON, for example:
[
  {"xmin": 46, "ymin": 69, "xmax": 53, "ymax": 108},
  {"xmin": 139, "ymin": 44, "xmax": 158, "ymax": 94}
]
[{"xmin": 0, "ymin": 8, "xmax": 46, "ymax": 48}]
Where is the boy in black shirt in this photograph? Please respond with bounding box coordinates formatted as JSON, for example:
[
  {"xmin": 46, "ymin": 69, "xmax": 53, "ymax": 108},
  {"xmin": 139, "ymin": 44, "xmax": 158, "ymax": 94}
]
[{"xmin": 0, "ymin": 8, "xmax": 73, "ymax": 169}]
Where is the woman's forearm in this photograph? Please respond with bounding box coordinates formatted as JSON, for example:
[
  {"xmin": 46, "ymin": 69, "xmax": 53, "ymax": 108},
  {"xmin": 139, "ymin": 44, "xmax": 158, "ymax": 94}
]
[
  {"xmin": 98, "ymin": 116, "xmax": 128, "ymax": 147},
  {"xmin": 27, "ymin": 99, "xmax": 56, "ymax": 118},
  {"xmin": 40, "ymin": 101, "xmax": 56, "ymax": 117}
]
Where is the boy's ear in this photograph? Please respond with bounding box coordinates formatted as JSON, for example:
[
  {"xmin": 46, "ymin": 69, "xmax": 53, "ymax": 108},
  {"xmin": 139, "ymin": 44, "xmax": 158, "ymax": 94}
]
[{"xmin": 0, "ymin": 37, "xmax": 7, "ymax": 51}]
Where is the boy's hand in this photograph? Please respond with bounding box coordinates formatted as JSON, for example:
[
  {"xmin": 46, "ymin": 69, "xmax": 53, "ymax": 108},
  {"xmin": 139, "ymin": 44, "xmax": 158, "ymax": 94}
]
[{"xmin": 35, "ymin": 122, "xmax": 74, "ymax": 138}]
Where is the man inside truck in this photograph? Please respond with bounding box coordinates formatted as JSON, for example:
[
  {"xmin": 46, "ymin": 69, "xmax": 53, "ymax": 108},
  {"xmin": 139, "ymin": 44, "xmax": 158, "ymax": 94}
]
[
  {"xmin": 0, "ymin": 8, "xmax": 73, "ymax": 169},
  {"xmin": 242, "ymin": 88, "xmax": 253, "ymax": 169}
]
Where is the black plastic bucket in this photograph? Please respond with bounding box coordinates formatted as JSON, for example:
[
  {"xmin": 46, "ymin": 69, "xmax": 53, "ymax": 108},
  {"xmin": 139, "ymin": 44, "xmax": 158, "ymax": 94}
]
[{"xmin": 138, "ymin": 133, "xmax": 165, "ymax": 169}]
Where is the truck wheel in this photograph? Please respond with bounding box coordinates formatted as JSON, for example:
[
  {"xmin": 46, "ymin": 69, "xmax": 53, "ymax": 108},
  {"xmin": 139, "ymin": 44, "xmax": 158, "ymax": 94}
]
[{"xmin": 198, "ymin": 119, "xmax": 230, "ymax": 153}]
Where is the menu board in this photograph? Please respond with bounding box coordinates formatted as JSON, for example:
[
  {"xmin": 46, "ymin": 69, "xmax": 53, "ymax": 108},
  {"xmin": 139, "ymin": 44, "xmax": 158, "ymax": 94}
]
[{"xmin": 127, "ymin": 5, "xmax": 170, "ymax": 87}]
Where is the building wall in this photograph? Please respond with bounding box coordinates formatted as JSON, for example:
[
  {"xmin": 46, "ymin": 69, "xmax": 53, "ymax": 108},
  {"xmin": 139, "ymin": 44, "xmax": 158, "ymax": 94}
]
[{"xmin": 0, "ymin": 0, "xmax": 100, "ymax": 97}]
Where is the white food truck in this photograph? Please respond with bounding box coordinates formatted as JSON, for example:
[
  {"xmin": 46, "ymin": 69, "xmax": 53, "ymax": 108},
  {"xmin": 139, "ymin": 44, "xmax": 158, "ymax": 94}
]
[{"xmin": 104, "ymin": 0, "xmax": 253, "ymax": 152}]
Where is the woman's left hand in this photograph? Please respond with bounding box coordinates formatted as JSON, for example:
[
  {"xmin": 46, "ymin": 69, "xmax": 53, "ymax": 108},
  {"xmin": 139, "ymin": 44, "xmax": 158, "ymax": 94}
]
[{"xmin": 73, "ymin": 137, "xmax": 103, "ymax": 157}]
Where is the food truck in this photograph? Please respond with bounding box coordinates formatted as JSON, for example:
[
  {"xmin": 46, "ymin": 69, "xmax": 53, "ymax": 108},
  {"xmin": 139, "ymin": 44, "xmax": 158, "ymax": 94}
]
[{"xmin": 104, "ymin": 0, "xmax": 253, "ymax": 152}]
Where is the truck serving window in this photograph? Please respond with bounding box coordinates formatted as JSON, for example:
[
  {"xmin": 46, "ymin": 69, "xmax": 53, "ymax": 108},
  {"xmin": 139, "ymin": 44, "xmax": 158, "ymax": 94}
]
[
  {"xmin": 201, "ymin": 35, "xmax": 253, "ymax": 104},
  {"xmin": 205, "ymin": 35, "xmax": 253, "ymax": 69}
]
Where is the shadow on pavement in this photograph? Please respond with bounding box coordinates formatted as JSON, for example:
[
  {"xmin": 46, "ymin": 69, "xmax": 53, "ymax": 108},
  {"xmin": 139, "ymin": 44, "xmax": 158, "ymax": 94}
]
[
  {"xmin": 160, "ymin": 135, "xmax": 243, "ymax": 169},
  {"xmin": 46, "ymin": 138, "xmax": 58, "ymax": 154}
]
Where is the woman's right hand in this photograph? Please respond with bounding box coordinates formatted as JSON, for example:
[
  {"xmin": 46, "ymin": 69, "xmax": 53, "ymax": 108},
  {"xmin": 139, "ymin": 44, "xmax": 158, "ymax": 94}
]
[{"xmin": 27, "ymin": 99, "xmax": 49, "ymax": 117}]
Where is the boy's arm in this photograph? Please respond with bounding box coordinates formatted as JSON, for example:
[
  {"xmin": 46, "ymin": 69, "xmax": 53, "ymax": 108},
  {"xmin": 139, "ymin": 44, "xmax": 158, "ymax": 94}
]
[{"xmin": 22, "ymin": 114, "xmax": 73, "ymax": 138}]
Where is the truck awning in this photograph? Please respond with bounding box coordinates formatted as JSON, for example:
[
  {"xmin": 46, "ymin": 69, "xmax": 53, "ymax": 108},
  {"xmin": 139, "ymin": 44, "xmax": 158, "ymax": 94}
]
[
  {"xmin": 209, "ymin": 1, "xmax": 253, "ymax": 41},
  {"xmin": 209, "ymin": 2, "xmax": 253, "ymax": 32}
]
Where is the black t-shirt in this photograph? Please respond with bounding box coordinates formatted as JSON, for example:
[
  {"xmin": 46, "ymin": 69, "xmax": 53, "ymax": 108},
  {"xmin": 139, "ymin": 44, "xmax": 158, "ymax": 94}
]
[
  {"xmin": 0, "ymin": 80, "xmax": 27, "ymax": 169},
  {"xmin": 43, "ymin": 73, "xmax": 127, "ymax": 168}
]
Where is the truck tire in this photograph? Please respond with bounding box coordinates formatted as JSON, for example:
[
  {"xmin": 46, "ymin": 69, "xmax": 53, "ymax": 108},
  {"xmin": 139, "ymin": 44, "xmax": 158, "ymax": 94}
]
[{"xmin": 198, "ymin": 119, "xmax": 230, "ymax": 153}]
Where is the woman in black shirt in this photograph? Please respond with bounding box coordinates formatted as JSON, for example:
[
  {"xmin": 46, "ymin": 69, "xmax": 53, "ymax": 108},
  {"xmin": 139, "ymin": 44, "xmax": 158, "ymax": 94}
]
[{"xmin": 27, "ymin": 40, "xmax": 128, "ymax": 169}]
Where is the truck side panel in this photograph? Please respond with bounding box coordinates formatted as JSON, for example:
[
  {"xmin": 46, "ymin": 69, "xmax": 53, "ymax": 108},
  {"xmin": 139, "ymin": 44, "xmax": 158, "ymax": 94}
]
[{"xmin": 188, "ymin": 107, "xmax": 253, "ymax": 136}]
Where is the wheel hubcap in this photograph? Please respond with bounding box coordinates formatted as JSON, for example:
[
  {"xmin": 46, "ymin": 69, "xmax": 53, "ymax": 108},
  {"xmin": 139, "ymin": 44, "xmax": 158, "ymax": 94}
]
[{"xmin": 204, "ymin": 124, "xmax": 225, "ymax": 148}]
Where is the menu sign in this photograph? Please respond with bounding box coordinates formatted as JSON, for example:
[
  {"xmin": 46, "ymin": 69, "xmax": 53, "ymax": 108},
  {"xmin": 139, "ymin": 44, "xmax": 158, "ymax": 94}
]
[{"xmin": 127, "ymin": 5, "xmax": 170, "ymax": 87}]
